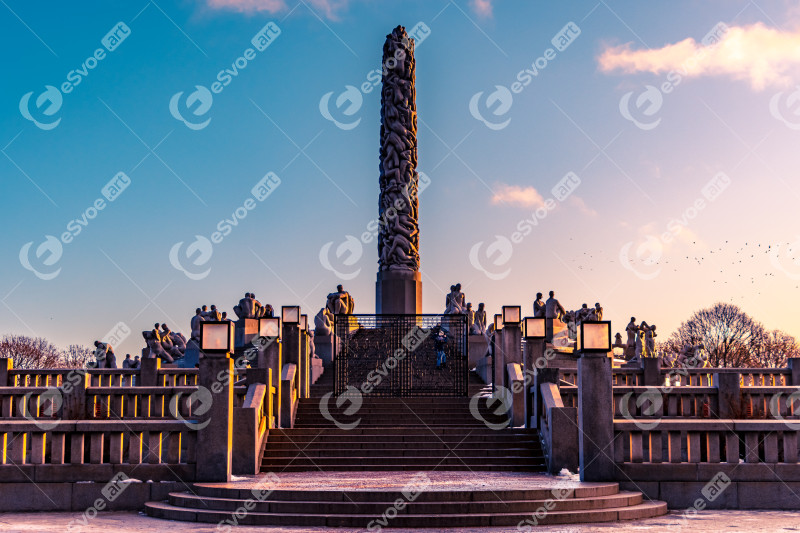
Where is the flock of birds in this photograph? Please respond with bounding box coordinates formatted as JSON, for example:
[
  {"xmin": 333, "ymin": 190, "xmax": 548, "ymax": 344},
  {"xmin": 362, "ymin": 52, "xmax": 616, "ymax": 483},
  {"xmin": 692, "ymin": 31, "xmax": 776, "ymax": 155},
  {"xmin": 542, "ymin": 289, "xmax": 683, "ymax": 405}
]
[{"xmin": 563, "ymin": 239, "xmax": 799, "ymax": 298}]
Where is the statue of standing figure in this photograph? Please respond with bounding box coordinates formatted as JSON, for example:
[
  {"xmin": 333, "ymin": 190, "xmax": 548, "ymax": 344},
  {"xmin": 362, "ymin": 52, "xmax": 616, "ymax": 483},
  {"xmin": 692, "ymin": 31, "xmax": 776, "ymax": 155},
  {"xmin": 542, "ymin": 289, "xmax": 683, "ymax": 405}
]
[
  {"xmin": 444, "ymin": 283, "xmax": 466, "ymax": 314},
  {"xmin": 533, "ymin": 293, "xmax": 546, "ymax": 318},
  {"xmin": 326, "ymin": 285, "xmax": 355, "ymax": 315},
  {"xmin": 472, "ymin": 303, "xmax": 487, "ymax": 335},
  {"xmin": 544, "ymin": 291, "xmax": 566, "ymax": 321},
  {"xmin": 642, "ymin": 322, "xmax": 657, "ymax": 356},
  {"xmin": 191, "ymin": 308, "xmax": 204, "ymax": 340},
  {"xmin": 625, "ymin": 317, "xmax": 638, "ymax": 360}
]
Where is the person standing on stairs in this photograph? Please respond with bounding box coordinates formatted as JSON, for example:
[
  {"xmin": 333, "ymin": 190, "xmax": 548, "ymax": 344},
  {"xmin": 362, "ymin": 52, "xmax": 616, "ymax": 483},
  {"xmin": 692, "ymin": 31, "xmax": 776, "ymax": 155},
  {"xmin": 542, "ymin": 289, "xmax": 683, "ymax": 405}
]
[{"xmin": 434, "ymin": 326, "xmax": 449, "ymax": 369}]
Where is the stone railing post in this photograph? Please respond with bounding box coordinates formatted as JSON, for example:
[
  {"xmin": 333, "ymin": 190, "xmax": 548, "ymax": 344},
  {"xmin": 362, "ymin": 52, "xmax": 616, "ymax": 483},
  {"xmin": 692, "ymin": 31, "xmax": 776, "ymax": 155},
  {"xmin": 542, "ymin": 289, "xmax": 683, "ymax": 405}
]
[
  {"xmin": 578, "ymin": 353, "xmax": 615, "ymax": 481},
  {"xmin": 283, "ymin": 322, "xmax": 301, "ymax": 395},
  {"xmin": 501, "ymin": 323, "xmax": 522, "ymax": 389},
  {"xmin": 262, "ymin": 339, "xmax": 282, "ymax": 428},
  {"xmin": 492, "ymin": 330, "xmax": 504, "ymax": 395},
  {"xmin": 524, "ymin": 339, "xmax": 546, "ymax": 428},
  {"xmin": 196, "ymin": 354, "xmax": 233, "ymax": 481},
  {"xmin": 533, "ymin": 367, "xmax": 559, "ymax": 430},
  {"xmin": 280, "ymin": 364, "xmax": 297, "ymax": 428},
  {"xmin": 300, "ymin": 330, "xmax": 310, "ymax": 399},
  {"xmin": 788, "ymin": 358, "xmax": 800, "ymax": 386},
  {"xmin": 506, "ymin": 364, "xmax": 525, "ymax": 427},
  {"xmin": 714, "ymin": 371, "xmax": 741, "ymax": 418},
  {"xmin": 642, "ymin": 357, "xmax": 662, "ymax": 386},
  {"xmin": 138, "ymin": 357, "xmax": 160, "ymax": 387},
  {"xmin": 0, "ymin": 358, "xmax": 12, "ymax": 386},
  {"xmin": 233, "ymin": 382, "xmax": 266, "ymax": 475},
  {"xmin": 60, "ymin": 369, "xmax": 88, "ymax": 420}
]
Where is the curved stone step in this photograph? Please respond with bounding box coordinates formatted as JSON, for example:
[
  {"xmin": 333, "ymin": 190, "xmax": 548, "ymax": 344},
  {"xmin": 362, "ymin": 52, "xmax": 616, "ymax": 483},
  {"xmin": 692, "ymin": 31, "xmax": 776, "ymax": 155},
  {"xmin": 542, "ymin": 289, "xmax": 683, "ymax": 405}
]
[
  {"xmin": 144, "ymin": 499, "xmax": 667, "ymax": 527},
  {"xmin": 167, "ymin": 490, "xmax": 643, "ymax": 514},
  {"xmin": 192, "ymin": 481, "xmax": 621, "ymax": 501}
]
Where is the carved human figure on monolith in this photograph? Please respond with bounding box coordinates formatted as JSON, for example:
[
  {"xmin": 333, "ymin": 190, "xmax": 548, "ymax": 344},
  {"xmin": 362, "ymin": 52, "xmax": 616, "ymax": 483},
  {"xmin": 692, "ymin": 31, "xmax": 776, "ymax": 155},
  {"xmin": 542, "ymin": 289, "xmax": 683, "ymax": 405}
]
[{"xmin": 378, "ymin": 28, "xmax": 420, "ymax": 274}]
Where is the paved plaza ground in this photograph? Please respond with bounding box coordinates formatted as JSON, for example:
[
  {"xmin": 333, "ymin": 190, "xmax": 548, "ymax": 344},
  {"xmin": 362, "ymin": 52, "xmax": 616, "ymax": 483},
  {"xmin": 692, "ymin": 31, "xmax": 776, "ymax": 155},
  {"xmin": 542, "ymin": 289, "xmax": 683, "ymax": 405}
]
[{"xmin": 1, "ymin": 509, "xmax": 800, "ymax": 532}]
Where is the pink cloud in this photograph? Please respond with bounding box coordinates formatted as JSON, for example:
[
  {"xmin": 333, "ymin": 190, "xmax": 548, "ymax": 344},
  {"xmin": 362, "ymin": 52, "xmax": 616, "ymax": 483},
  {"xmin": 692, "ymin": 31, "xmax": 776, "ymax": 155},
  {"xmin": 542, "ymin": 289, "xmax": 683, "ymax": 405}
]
[
  {"xmin": 568, "ymin": 196, "xmax": 597, "ymax": 216},
  {"xmin": 470, "ymin": 0, "xmax": 493, "ymax": 18},
  {"xmin": 491, "ymin": 184, "xmax": 545, "ymax": 208},
  {"xmin": 598, "ymin": 23, "xmax": 800, "ymax": 90}
]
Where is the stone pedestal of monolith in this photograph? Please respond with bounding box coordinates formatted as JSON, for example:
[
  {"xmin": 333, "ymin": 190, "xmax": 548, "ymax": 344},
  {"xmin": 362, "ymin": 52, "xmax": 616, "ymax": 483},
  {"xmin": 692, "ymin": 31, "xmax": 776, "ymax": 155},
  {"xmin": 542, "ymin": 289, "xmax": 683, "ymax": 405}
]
[
  {"xmin": 196, "ymin": 355, "xmax": 233, "ymax": 481},
  {"xmin": 578, "ymin": 353, "xmax": 615, "ymax": 481},
  {"xmin": 235, "ymin": 318, "xmax": 259, "ymax": 349}
]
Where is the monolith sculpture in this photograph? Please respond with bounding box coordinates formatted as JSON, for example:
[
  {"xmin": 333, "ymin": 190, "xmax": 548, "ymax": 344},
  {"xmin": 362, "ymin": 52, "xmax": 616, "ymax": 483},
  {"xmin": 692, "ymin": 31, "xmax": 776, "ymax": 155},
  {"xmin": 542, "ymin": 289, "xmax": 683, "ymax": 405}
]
[{"xmin": 376, "ymin": 25, "xmax": 422, "ymax": 315}]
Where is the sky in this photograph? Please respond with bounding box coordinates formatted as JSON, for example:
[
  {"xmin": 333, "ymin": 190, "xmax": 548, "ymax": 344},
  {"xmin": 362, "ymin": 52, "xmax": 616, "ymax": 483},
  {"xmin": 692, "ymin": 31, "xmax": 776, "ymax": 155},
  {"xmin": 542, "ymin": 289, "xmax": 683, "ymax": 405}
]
[{"xmin": 2, "ymin": 0, "xmax": 800, "ymax": 356}]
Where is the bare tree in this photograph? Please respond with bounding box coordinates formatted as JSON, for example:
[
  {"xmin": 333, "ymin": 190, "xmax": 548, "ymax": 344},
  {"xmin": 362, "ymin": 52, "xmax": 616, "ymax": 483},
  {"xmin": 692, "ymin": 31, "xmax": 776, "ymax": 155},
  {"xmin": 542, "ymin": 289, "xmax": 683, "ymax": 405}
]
[
  {"xmin": 61, "ymin": 344, "xmax": 93, "ymax": 368},
  {"xmin": 0, "ymin": 335, "xmax": 63, "ymax": 369},
  {"xmin": 753, "ymin": 330, "xmax": 800, "ymax": 368},
  {"xmin": 661, "ymin": 303, "xmax": 766, "ymax": 368}
]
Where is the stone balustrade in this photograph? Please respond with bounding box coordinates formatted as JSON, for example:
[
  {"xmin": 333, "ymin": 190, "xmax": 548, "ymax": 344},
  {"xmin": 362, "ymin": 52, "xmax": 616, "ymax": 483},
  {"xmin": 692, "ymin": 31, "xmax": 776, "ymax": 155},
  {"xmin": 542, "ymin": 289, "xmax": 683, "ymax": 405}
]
[
  {"xmin": 0, "ymin": 419, "xmax": 197, "ymax": 482},
  {"xmin": 538, "ymin": 381, "xmax": 578, "ymax": 474}
]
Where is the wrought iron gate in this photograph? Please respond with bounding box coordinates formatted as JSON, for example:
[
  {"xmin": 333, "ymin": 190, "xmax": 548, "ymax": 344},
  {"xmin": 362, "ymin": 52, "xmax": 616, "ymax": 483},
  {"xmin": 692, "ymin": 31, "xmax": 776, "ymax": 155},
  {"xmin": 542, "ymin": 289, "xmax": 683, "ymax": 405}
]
[{"xmin": 334, "ymin": 314, "xmax": 468, "ymax": 397}]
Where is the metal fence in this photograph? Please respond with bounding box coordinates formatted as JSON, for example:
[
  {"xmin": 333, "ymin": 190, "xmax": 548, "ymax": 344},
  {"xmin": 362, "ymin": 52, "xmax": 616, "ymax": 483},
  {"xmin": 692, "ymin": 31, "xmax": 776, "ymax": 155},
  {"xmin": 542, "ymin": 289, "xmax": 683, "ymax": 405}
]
[{"xmin": 333, "ymin": 314, "xmax": 468, "ymax": 397}]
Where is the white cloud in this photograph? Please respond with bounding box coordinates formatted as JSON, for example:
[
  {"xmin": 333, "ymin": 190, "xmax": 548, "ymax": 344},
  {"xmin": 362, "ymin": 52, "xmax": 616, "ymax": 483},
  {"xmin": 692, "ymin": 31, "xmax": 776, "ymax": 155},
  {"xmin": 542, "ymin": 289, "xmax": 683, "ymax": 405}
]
[
  {"xmin": 491, "ymin": 184, "xmax": 545, "ymax": 208},
  {"xmin": 206, "ymin": 0, "xmax": 348, "ymax": 20},
  {"xmin": 598, "ymin": 23, "xmax": 800, "ymax": 90}
]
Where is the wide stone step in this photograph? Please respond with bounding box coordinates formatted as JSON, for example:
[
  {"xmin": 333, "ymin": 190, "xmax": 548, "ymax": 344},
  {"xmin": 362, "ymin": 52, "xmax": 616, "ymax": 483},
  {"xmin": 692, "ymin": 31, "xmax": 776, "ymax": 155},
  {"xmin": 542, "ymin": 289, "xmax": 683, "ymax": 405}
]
[
  {"xmin": 257, "ymin": 464, "xmax": 549, "ymax": 472},
  {"xmin": 167, "ymin": 491, "xmax": 643, "ymax": 514},
  {"xmin": 265, "ymin": 441, "xmax": 541, "ymax": 449},
  {"xmin": 262, "ymin": 448, "xmax": 543, "ymax": 458},
  {"xmin": 144, "ymin": 500, "xmax": 667, "ymax": 527},
  {"xmin": 191, "ymin": 482, "xmax": 622, "ymax": 501},
  {"xmin": 260, "ymin": 456, "xmax": 543, "ymax": 466},
  {"xmin": 268, "ymin": 428, "xmax": 537, "ymax": 436}
]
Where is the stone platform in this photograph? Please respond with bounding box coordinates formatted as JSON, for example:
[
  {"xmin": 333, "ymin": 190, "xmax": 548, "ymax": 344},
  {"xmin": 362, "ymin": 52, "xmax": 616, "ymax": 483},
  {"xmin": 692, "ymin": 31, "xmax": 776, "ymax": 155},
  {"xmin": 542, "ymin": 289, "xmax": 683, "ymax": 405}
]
[
  {"xmin": 145, "ymin": 472, "xmax": 667, "ymax": 528},
  {"xmin": 6, "ymin": 509, "xmax": 800, "ymax": 532}
]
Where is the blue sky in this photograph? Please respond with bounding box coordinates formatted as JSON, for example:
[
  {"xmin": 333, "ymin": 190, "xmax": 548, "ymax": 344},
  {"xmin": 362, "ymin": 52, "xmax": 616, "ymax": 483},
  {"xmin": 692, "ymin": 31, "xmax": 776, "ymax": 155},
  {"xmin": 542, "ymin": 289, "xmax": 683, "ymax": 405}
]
[{"xmin": 3, "ymin": 0, "xmax": 800, "ymax": 356}]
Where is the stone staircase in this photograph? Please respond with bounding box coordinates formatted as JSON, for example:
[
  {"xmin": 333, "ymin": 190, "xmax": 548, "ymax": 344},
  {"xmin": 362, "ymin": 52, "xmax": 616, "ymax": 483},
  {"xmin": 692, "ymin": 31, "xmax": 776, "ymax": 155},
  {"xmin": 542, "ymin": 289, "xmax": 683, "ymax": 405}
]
[
  {"xmin": 259, "ymin": 368, "xmax": 545, "ymax": 472},
  {"xmin": 145, "ymin": 363, "xmax": 668, "ymax": 527},
  {"xmin": 145, "ymin": 477, "xmax": 668, "ymax": 527}
]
